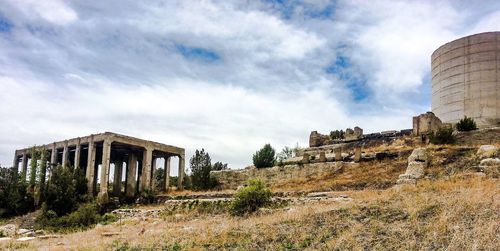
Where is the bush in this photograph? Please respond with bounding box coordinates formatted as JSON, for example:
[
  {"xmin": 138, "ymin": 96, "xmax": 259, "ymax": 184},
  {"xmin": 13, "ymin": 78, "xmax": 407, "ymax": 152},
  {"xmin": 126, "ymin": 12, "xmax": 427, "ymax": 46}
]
[
  {"xmin": 212, "ymin": 162, "xmax": 228, "ymax": 171},
  {"xmin": 253, "ymin": 144, "xmax": 276, "ymax": 168},
  {"xmin": 456, "ymin": 116, "xmax": 477, "ymax": 131},
  {"xmin": 230, "ymin": 179, "xmax": 272, "ymax": 216},
  {"xmin": 429, "ymin": 127, "xmax": 456, "ymax": 145},
  {"xmin": 36, "ymin": 202, "xmax": 112, "ymax": 231},
  {"xmin": 330, "ymin": 130, "xmax": 345, "ymax": 139}
]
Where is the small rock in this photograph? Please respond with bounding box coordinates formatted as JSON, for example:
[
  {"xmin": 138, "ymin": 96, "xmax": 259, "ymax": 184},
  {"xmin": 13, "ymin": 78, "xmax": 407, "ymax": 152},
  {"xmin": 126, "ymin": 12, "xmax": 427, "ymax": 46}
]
[
  {"xmin": 477, "ymin": 145, "xmax": 498, "ymax": 158},
  {"xmin": 479, "ymin": 158, "xmax": 500, "ymax": 167},
  {"xmin": 339, "ymin": 195, "xmax": 349, "ymax": 199},
  {"xmin": 306, "ymin": 192, "xmax": 329, "ymax": 198},
  {"xmin": 57, "ymin": 241, "xmax": 64, "ymax": 246},
  {"xmin": 35, "ymin": 230, "xmax": 46, "ymax": 235},
  {"xmin": 17, "ymin": 228, "xmax": 35, "ymax": 236},
  {"xmin": 101, "ymin": 232, "xmax": 121, "ymax": 237},
  {"xmin": 0, "ymin": 224, "xmax": 17, "ymax": 237},
  {"xmin": 95, "ymin": 223, "xmax": 103, "ymax": 229},
  {"xmin": 0, "ymin": 237, "xmax": 12, "ymax": 242},
  {"xmin": 16, "ymin": 237, "xmax": 36, "ymax": 242},
  {"xmin": 38, "ymin": 235, "xmax": 62, "ymax": 239}
]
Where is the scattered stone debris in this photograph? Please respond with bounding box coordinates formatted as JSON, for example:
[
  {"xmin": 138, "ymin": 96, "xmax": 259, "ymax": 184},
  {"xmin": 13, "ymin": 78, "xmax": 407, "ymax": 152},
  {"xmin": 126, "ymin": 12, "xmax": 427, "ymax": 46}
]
[
  {"xmin": 17, "ymin": 228, "xmax": 35, "ymax": 237},
  {"xmin": 397, "ymin": 148, "xmax": 428, "ymax": 185},
  {"xmin": 0, "ymin": 237, "xmax": 12, "ymax": 243},
  {"xmin": 16, "ymin": 237, "xmax": 36, "ymax": 242},
  {"xmin": 101, "ymin": 232, "xmax": 121, "ymax": 237},
  {"xmin": 112, "ymin": 209, "xmax": 161, "ymax": 218},
  {"xmin": 477, "ymin": 145, "xmax": 498, "ymax": 158},
  {"xmin": 38, "ymin": 235, "xmax": 62, "ymax": 239},
  {"xmin": 0, "ymin": 224, "xmax": 17, "ymax": 237},
  {"xmin": 479, "ymin": 158, "xmax": 500, "ymax": 175}
]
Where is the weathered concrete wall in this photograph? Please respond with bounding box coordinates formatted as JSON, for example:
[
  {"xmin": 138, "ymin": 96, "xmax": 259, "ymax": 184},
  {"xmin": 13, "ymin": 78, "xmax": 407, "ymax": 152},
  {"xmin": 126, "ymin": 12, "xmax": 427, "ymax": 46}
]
[
  {"xmin": 431, "ymin": 32, "xmax": 500, "ymax": 128},
  {"xmin": 211, "ymin": 162, "xmax": 347, "ymax": 190}
]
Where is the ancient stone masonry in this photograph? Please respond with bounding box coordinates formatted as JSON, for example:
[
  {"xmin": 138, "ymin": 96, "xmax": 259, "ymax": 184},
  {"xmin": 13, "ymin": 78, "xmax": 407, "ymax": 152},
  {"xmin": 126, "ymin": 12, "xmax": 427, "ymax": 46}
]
[
  {"xmin": 309, "ymin": 127, "xmax": 412, "ymax": 148},
  {"xmin": 396, "ymin": 148, "xmax": 428, "ymax": 185},
  {"xmin": 412, "ymin": 112, "xmax": 442, "ymax": 136},
  {"xmin": 12, "ymin": 132, "xmax": 185, "ymax": 202},
  {"xmin": 211, "ymin": 162, "xmax": 347, "ymax": 190}
]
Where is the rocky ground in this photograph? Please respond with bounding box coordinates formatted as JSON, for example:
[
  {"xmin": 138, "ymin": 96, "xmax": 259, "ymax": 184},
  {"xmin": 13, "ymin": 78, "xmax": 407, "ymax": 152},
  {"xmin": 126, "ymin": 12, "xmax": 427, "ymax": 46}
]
[{"xmin": 0, "ymin": 141, "xmax": 498, "ymax": 250}]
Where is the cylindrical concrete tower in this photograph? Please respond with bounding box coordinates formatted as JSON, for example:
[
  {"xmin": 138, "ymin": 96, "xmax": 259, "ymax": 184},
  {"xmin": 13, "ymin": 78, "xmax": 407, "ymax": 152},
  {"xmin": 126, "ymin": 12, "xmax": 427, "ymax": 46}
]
[{"xmin": 431, "ymin": 31, "xmax": 500, "ymax": 128}]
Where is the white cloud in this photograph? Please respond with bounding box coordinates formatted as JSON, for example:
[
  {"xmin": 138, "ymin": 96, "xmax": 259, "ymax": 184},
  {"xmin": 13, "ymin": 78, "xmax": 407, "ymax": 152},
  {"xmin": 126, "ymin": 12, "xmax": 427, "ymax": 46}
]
[
  {"xmin": 0, "ymin": 0, "xmax": 499, "ymax": 169},
  {"xmin": 5, "ymin": 0, "xmax": 77, "ymax": 25}
]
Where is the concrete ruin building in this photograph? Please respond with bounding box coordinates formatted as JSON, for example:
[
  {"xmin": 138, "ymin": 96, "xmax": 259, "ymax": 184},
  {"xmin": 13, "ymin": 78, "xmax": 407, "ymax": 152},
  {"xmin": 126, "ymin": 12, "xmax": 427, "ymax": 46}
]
[
  {"xmin": 431, "ymin": 32, "xmax": 500, "ymax": 128},
  {"xmin": 412, "ymin": 112, "xmax": 443, "ymax": 136},
  {"xmin": 12, "ymin": 132, "xmax": 185, "ymax": 202}
]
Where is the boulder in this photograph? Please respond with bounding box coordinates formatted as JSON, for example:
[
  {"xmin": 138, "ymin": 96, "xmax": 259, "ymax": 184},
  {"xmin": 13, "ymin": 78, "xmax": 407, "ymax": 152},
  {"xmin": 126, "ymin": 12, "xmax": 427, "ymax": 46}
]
[
  {"xmin": 0, "ymin": 224, "xmax": 17, "ymax": 237},
  {"xmin": 477, "ymin": 145, "xmax": 498, "ymax": 158},
  {"xmin": 402, "ymin": 162, "xmax": 426, "ymax": 179},
  {"xmin": 396, "ymin": 148, "xmax": 429, "ymax": 185},
  {"xmin": 17, "ymin": 229, "xmax": 35, "ymax": 237},
  {"xmin": 479, "ymin": 158, "xmax": 500, "ymax": 175},
  {"xmin": 408, "ymin": 148, "xmax": 428, "ymax": 164}
]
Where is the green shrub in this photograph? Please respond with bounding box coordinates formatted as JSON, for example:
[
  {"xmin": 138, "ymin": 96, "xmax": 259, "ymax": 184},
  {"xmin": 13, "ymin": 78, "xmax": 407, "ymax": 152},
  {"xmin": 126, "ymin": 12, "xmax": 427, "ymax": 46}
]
[
  {"xmin": 36, "ymin": 202, "xmax": 105, "ymax": 231},
  {"xmin": 253, "ymin": 144, "xmax": 276, "ymax": 168},
  {"xmin": 429, "ymin": 127, "xmax": 456, "ymax": 145},
  {"xmin": 230, "ymin": 179, "xmax": 272, "ymax": 216},
  {"xmin": 456, "ymin": 116, "xmax": 477, "ymax": 131}
]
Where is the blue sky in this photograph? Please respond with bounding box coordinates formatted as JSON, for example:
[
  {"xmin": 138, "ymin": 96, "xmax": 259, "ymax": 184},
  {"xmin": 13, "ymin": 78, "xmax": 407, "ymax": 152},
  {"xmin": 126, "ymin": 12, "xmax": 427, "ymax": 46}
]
[{"xmin": 0, "ymin": 0, "xmax": 499, "ymax": 170}]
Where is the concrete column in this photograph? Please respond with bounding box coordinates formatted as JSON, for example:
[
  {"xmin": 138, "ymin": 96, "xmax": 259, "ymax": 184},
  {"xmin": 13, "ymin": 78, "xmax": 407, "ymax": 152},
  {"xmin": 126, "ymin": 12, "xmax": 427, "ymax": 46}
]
[
  {"xmin": 21, "ymin": 152, "xmax": 28, "ymax": 182},
  {"xmin": 354, "ymin": 145, "xmax": 362, "ymax": 162},
  {"xmin": 113, "ymin": 161, "xmax": 123, "ymax": 196},
  {"xmin": 62, "ymin": 141, "xmax": 69, "ymax": 167},
  {"xmin": 151, "ymin": 157, "xmax": 157, "ymax": 191},
  {"xmin": 164, "ymin": 157, "xmax": 171, "ymax": 192},
  {"xmin": 334, "ymin": 147, "xmax": 342, "ymax": 161},
  {"xmin": 74, "ymin": 138, "xmax": 81, "ymax": 168},
  {"xmin": 12, "ymin": 154, "xmax": 19, "ymax": 175},
  {"xmin": 126, "ymin": 153, "xmax": 137, "ymax": 198},
  {"xmin": 177, "ymin": 155, "xmax": 185, "ymax": 190},
  {"xmin": 98, "ymin": 139, "xmax": 112, "ymax": 203},
  {"xmin": 140, "ymin": 147, "xmax": 153, "ymax": 192},
  {"xmin": 86, "ymin": 138, "xmax": 96, "ymax": 196},
  {"xmin": 50, "ymin": 144, "xmax": 57, "ymax": 165}
]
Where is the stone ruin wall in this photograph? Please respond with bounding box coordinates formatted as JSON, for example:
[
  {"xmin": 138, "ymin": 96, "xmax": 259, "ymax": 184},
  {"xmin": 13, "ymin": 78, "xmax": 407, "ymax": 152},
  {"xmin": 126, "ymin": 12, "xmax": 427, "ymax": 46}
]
[{"xmin": 211, "ymin": 162, "xmax": 347, "ymax": 190}]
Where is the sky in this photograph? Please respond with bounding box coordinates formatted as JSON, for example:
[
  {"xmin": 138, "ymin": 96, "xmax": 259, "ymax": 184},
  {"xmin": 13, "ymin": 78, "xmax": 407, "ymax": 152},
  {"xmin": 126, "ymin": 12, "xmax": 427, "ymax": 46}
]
[{"xmin": 0, "ymin": 0, "xmax": 499, "ymax": 171}]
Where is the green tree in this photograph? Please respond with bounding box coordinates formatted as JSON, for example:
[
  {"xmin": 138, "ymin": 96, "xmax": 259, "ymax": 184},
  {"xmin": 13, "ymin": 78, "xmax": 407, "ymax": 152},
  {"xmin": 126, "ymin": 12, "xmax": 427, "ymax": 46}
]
[
  {"xmin": 190, "ymin": 149, "xmax": 215, "ymax": 190},
  {"xmin": 212, "ymin": 161, "xmax": 228, "ymax": 171},
  {"xmin": 44, "ymin": 165, "xmax": 87, "ymax": 216},
  {"xmin": 456, "ymin": 116, "xmax": 477, "ymax": 131},
  {"xmin": 0, "ymin": 167, "xmax": 34, "ymax": 217},
  {"xmin": 253, "ymin": 144, "xmax": 276, "ymax": 168}
]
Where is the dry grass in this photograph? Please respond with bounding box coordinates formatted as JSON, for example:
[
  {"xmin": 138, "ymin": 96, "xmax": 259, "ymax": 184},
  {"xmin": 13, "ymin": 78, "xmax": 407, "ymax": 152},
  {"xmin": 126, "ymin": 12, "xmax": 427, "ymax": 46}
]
[{"xmin": 5, "ymin": 176, "xmax": 497, "ymax": 250}]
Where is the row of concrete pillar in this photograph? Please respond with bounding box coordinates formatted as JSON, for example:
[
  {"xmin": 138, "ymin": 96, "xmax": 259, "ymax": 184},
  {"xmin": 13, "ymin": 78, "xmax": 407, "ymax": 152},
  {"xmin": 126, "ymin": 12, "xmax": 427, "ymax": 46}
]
[{"xmin": 13, "ymin": 137, "xmax": 185, "ymax": 203}]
